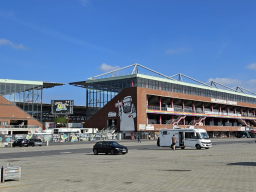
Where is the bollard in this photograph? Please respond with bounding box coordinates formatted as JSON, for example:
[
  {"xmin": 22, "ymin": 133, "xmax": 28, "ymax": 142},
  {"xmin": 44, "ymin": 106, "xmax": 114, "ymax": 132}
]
[{"xmin": 46, "ymin": 141, "xmax": 49, "ymax": 146}]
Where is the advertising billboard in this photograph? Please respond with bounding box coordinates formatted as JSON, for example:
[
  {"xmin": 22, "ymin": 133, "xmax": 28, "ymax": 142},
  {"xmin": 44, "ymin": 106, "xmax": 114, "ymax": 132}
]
[{"xmin": 51, "ymin": 100, "xmax": 74, "ymax": 115}]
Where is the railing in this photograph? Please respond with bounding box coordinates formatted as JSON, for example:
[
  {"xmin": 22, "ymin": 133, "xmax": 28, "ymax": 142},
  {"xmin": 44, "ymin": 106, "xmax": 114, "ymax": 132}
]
[
  {"xmin": 146, "ymin": 105, "xmax": 256, "ymax": 118},
  {"xmin": 0, "ymin": 125, "xmax": 40, "ymax": 128},
  {"xmin": 147, "ymin": 106, "xmax": 160, "ymax": 110}
]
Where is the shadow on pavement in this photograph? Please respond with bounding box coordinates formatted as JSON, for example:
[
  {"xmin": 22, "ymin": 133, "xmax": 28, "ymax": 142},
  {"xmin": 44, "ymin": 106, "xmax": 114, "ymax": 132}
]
[{"xmin": 227, "ymin": 162, "xmax": 256, "ymax": 166}]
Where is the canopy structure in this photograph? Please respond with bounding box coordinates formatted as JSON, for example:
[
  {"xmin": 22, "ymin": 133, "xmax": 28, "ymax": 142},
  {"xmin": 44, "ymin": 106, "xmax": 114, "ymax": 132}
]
[{"xmin": 0, "ymin": 79, "xmax": 65, "ymax": 122}]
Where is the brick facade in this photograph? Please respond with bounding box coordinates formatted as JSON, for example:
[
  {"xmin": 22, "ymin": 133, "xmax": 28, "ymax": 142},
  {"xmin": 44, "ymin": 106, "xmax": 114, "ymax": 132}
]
[{"xmin": 0, "ymin": 95, "xmax": 43, "ymax": 128}]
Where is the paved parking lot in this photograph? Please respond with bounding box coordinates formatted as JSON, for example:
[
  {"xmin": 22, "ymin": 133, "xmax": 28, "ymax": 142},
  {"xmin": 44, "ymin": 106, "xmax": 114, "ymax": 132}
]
[{"xmin": 0, "ymin": 138, "xmax": 256, "ymax": 192}]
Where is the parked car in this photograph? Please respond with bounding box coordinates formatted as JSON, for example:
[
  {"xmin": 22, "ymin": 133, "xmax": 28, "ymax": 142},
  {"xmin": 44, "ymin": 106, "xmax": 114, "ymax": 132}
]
[
  {"xmin": 29, "ymin": 139, "xmax": 43, "ymax": 146},
  {"xmin": 12, "ymin": 139, "xmax": 30, "ymax": 147},
  {"xmin": 93, "ymin": 141, "xmax": 128, "ymax": 155}
]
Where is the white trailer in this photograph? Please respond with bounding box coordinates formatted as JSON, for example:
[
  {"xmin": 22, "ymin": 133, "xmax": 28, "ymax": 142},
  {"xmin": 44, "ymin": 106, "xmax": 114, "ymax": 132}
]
[{"xmin": 157, "ymin": 126, "xmax": 212, "ymax": 149}]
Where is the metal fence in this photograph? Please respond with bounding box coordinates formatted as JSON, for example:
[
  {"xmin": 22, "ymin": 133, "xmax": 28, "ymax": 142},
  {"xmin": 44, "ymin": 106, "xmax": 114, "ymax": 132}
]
[{"xmin": 0, "ymin": 132, "xmax": 119, "ymax": 145}]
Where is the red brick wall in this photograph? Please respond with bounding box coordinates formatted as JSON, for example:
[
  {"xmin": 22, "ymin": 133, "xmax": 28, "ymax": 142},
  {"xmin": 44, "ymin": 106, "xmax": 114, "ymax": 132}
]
[
  {"xmin": 84, "ymin": 87, "xmax": 137, "ymax": 131},
  {"xmin": 0, "ymin": 95, "xmax": 43, "ymax": 127}
]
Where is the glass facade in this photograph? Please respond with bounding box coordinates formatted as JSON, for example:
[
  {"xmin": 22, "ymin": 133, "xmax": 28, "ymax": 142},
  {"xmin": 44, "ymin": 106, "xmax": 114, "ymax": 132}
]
[
  {"xmin": 86, "ymin": 78, "xmax": 134, "ymax": 119},
  {"xmin": 134, "ymin": 77, "xmax": 256, "ymax": 104},
  {"xmin": 0, "ymin": 82, "xmax": 43, "ymax": 121}
]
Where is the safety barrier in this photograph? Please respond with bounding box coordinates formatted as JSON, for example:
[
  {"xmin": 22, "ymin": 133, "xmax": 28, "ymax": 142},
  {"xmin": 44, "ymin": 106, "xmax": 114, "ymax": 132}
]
[{"xmin": 1, "ymin": 164, "xmax": 21, "ymax": 183}]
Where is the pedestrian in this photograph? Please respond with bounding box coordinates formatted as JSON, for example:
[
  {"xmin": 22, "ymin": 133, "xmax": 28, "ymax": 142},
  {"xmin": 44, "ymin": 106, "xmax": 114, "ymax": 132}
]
[
  {"xmin": 148, "ymin": 134, "xmax": 151, "ymax": 140},
  {"xmin": 171, "ymin": 134, "xmax": 177, "ymax": 151},
  {"xmin": 138, "ymin": 135, "xmax": 141, "ymax": 143}
]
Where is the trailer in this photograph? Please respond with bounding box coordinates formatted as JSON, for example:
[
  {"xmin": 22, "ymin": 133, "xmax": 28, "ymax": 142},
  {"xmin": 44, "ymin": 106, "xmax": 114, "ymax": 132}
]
[{"xmin": 157, "ymin": 126, "xmax": 212, "ymax": 149}]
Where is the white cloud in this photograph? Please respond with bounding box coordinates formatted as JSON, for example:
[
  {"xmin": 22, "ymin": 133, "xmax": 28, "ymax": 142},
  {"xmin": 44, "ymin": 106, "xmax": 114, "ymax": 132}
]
[
  {"xmin": 208, "ymin": 78, "xmax": 242, "ymax": 86},
  {"xmin": 80, "ymin": 0, "xmax": 90, "ymax": 6},
  {"xmin": 99, "ymin": 63, "xmax": 120, "ymax": 72},
  {"xmin": 165, "ymin": 48, "xmax": 186, "ymax": 55},
  {"xmin": 0, "ymin": 38, "xmax": 28, "ymax": 50},
  {"xmin": 246, "ymin": 63, "xmax": 256, "ymax": 70}
]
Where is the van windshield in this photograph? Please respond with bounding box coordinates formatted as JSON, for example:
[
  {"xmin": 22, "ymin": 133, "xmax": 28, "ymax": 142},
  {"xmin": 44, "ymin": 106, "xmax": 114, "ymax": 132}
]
[{"xmin": 199, "ymin": 132, "xmax": 209, "ymax": 139}]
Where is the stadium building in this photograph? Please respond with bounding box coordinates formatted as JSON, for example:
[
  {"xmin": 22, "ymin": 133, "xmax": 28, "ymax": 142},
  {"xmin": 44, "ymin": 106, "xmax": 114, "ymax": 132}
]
[
  {"xmin": 0, "ymin": 79, "xmax": 64, "ymax": 134},
  {"xmin": 70, "ymin": 64, "xmax": 256, "ymax": 138}
]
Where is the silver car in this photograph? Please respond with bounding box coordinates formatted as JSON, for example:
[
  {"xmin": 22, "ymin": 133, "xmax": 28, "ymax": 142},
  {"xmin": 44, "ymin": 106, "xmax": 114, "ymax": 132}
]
[{"xmin": 29, "ymin": 139, "xmax": 43, "ymax": 146}]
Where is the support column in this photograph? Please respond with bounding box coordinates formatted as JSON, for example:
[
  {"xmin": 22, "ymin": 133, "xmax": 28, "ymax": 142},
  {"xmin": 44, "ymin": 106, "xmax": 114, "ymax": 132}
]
[
  {"xmin": 226, "ymin": 105, "xmax": 229, "ymax": 114},
  {"xmin": 211, "ymin": 103, "xmax": 213, "ymax": 112},
  {"xmin": 182, "ymin": 99, "xmax": 184, "ymax": 112},
  {"xmin": 219, "ymin": 104, "xmax": 221, "ymax": 113},
  {"xmin": 192, "ymin": 101, "xmax": 195, "ymax": 113},
  {"xmin": 247, "ymin": 108, "xmax": 249, "ymax": 117},
  {"xmin": 202, "ymin": 102, "xmax": 204, "ymax": 113},
  {"xmin": 159, "ymin": 96, "xmax": 161, "ymax": 111},
  {"xmin": 234, "ymin": 106, "xmax": 236, "ymax": 114},
  {"xmin": 240, "ymin": 107, "xmax": 243, "ymax": 116},
  {"xmin": 160, "ymin": 115, "xmax": 162, "ymax": 124},
  {"xmin": 146, "ymin": 95, "xmax": 148, "ymax": 109},
  {"xmin": 147, "ymin": 114, "xmax": 148, "ymax": 124},
  {"xmin": 171, "ymin": 98, "xmax": 173, "ymax": 108},
  {"xmin": 253, "ymin": 108, "xmax": 255, "ymax": 117}
]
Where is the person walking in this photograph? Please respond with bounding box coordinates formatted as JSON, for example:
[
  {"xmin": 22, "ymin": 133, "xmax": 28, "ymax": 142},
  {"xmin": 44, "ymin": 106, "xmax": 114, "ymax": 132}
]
[
  {"xmin": 148, "ymin": 134, "xmax": 151, "ymax": 140},
  {"xmin": 171, "ymin": 134, "xmax": 177, "ymax": 151},
  {"xmin": 138, "ymin": 135, "xmax": 141, "ymax": 143}
]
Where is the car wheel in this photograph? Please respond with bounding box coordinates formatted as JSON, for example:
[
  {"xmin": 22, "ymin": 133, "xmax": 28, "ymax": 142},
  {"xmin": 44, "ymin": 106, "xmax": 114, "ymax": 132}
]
[
  {"xmin": 196, "ymin": 144, "xmax": 201, "ymax": 149},
  {"xmin": 19, "ymin": 145, "xmax": 22, "ymax": 147},
  {"xmin": 39, "ymin": 145, "xmax": 42, "ymax": 147},
  {"xmin": 110, "ymin": 149, "xmax": 115, "ymax": 155},
  {"xmin": 32, "ymin": 144, "xmax": 34, "ymax": 147},
  {"xmin": 181, "ymin": 147, "xmax": 185, "ymax": 149},
  {"xmin": 122, "ymin": 153, "xmax": 126, "ymax": 155},
  {"xmin": 93, "ymin": 149, "xmax": 98, "ymax": 155},
  {"xmin": 205, "ymin": 147, "xmax": 209, "ymax": 149}
]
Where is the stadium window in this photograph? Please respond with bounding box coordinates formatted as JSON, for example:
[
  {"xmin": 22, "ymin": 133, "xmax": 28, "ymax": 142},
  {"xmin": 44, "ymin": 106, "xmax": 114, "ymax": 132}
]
[
  {"xmin": 155, "ymin": 80, "xmax": 159, "ymax": 90},
  {"xmin": 169, "ymin": 83, "xmax": 172, "ymax": 92},
  {"xmin": 201, "ymin": 89, "xmax": 204, "ymax": 97},
  {"xmin": 179, "ymin": 85, "xmax": 183, "ymax": 93}
]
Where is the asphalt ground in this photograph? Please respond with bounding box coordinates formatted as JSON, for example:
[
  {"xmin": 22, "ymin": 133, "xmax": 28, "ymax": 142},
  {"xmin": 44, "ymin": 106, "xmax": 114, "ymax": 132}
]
[{"xmin": 0, "ymin": 138, "xmax": 256, "ymax": 192}]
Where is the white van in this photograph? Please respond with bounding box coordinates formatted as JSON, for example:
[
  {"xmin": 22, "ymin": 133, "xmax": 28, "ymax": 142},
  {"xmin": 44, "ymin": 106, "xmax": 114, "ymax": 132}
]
[{"xmin": 157, "ymin": 126, "xmax": 212, "ymax": 149}]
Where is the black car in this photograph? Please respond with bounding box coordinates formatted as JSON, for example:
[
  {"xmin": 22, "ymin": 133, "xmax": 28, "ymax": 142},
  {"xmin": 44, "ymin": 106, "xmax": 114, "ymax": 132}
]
[
  {"xmin": 12, "ymin": 139, "xmax": 30, "ymax": 147},
  {"xmin": 29, "ymin": 139, "xmax": 43, "ymax": 146},
  {"xmin": 93, "ymin": 141, "xmax": 128, "ymax": 155}
]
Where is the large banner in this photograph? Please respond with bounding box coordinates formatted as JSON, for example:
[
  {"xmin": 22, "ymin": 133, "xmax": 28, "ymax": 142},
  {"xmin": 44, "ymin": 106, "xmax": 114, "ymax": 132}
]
[{"xmin": 51, "ymin": 100, "xmax": 74, "ymax": 115}]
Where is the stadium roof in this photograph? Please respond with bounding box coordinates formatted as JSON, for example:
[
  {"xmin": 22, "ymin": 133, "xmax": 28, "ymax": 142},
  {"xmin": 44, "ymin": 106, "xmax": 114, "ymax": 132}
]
[
  {"xmin": 0, "ymin": 79, "xmax": 65, "ymax": 95},
  {"xmin": 69, "ymin": 63, "xmax": 256, "ymax": 98}
]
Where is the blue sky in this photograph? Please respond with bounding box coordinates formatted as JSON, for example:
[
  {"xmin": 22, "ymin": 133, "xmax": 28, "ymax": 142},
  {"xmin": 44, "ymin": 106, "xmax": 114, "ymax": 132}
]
[{"xmin": 1, "ymin": 0, "xmax": 256, "ymax": 105}]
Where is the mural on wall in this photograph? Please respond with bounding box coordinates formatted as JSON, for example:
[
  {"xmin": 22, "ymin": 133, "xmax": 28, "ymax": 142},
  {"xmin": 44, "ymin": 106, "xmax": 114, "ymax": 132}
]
[{"xmin": 117, "ymin": 96, "xmax": 136, "ymax": 131}]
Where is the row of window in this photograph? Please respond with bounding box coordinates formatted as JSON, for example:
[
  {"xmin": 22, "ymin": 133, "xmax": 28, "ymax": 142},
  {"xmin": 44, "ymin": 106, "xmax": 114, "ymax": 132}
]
[{"xmin": 135, "ymin": 78, "xmax": 256, "ymax": 104}]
